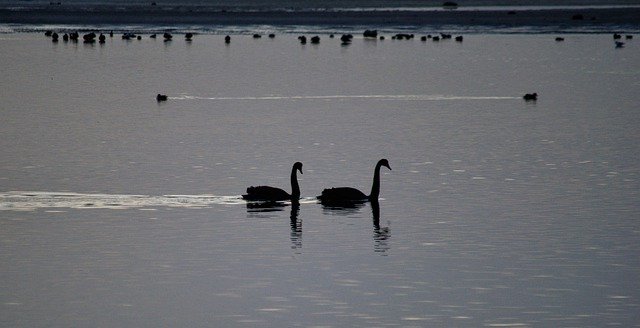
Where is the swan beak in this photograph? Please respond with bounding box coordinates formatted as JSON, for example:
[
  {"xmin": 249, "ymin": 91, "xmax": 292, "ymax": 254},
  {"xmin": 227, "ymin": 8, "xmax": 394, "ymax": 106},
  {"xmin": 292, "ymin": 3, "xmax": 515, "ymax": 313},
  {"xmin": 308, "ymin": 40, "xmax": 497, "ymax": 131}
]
[
  {"xmin": 299, "ymin": 168, "xmax": 303, "ymax": 174},
  {"xmin": 385, "ymin": 164, "xmax": 392, "ymax": 170}
]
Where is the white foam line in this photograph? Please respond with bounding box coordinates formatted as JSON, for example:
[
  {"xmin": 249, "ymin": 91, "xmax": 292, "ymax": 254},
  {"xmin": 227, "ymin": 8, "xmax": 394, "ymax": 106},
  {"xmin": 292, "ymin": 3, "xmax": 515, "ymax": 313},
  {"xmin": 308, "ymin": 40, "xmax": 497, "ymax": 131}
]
[
  {"xmin": 170, "ymin": 94, "xmax": 518, "ymax": 101},
  {"xmin": 0, "ymin": 191, "xmax": 246, "ymax": 211},
  {"xmin": 0, "ymin": 191, "xmax": 319, "ymax": 211}
]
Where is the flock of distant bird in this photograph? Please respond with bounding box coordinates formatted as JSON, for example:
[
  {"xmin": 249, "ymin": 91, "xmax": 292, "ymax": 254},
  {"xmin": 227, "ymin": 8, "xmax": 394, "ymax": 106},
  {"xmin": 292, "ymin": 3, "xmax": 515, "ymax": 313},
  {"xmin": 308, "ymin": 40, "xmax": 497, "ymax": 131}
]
[
  {"xmin": 44, "ymin": 29, "xmax": 636, "ymax": 112},
  {"xmin": 241, "ymin": 159, "xmax": 392, "ymax": 207},
  {"xmin": 43, "ymin": 28, "xmax": 467, "ymax": 47},
  {"xmin": 43, "ymin": 29, "xmax": 633, "ymax": 51}
]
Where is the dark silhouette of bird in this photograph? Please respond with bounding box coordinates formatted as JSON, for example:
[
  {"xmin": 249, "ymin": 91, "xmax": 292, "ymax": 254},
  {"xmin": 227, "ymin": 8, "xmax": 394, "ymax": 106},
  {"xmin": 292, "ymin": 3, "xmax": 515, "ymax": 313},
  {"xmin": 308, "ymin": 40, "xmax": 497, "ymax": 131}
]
[
  {"xmin": 243, "ymin": 162, "xmax": 303, "ymax": 202},
  {"xmin": 318, "ymin": 159, "xmax": 391, "ymax": 205}
]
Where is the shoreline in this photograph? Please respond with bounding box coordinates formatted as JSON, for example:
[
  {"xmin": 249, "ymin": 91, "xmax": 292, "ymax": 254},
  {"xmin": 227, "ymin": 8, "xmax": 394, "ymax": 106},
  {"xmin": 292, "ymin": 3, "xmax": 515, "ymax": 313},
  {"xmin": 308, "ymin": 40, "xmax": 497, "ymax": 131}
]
[{"xmin": 2, "ymin": 7, "xmax": 640, "ymax": 30}]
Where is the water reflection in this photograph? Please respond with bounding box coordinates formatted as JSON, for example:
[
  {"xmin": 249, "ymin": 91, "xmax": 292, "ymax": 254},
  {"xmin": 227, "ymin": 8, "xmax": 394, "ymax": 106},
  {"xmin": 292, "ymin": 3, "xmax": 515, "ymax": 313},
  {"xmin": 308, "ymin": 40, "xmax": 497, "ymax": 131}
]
[
  {"xmin": 371, "ymin": 201, "xmax": 390, "ymax": 254},
  {"xmin": 245, "ymin": 201, "xmax": 303, "ymax": 252},
  {"xmin": 245, "ymin": 201, "xmax": 287, "ymax": 218},
  {"xmin": 321, "ymin": 200, "xmax": 390, "ymax": 254},
  {"xmin": 290, "ymin": 203, "xmax": 302, "ymax": 252}
]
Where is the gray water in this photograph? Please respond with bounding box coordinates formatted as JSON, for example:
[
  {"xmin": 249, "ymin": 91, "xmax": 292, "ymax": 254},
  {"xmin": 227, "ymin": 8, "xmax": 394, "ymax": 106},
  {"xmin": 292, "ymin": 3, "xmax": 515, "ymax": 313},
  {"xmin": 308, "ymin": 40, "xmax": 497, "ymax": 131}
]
[{"xmin": 1, "ymin": 33, "xmax": 639, "ymax": 327}]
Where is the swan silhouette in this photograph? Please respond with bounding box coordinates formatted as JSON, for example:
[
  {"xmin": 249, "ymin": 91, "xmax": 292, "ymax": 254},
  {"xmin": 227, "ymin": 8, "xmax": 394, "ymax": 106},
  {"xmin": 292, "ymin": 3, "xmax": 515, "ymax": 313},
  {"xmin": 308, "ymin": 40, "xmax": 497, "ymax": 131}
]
[
  {"xmin": 242, "ymin": 162, "xmax": 303, "ymax": 202},
  {"xmin": 318, "ymin": 159, "xmax": 391, "ymax": 205}
]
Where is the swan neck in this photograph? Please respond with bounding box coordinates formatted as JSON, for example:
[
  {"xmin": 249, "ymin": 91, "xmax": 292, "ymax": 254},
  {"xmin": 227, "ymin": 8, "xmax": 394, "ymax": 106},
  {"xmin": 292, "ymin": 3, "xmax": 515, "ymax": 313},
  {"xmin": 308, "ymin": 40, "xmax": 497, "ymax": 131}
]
[
  {"xmin": 370, "ymin": 163, "xmax": 382, "ymax": 200},
  {"xmin": 290, "ymin": 167, "xmax": 300, "ymax": 199}
]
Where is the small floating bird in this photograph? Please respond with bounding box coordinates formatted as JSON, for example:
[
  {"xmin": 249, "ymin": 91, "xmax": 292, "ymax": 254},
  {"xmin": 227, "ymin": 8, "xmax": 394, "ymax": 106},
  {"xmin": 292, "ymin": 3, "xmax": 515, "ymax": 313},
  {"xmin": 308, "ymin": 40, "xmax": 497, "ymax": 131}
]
[
  {"xmin": 318, "ymin": 159, "xmax": 391, "ymax": 205},
  {"xmin": 243, "ymin": 162, "xmax": 303, "ymax": 202},
  {"xmin": 523, "ymin": 93, "xmax": 538, "ymax": 101},
  {"xmin": 340, "ymin": 34, "xmax": 353, "ymax": 45},
  {"xmin": 156, "ymin": 94, "xmax": 168, "ymax": 101},
  {"xmin": 615, "ymin": 41, "xmax": 625, "ymax": 48}
]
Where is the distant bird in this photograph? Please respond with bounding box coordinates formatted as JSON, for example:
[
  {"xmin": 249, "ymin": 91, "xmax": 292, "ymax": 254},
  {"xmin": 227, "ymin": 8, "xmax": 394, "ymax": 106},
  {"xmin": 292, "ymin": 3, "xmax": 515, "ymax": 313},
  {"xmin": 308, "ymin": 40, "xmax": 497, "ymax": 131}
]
[
  {"xmin": 225, "ymin": 35, "xmax": 231, "ymax": 44},
  {"xmin": 310, "ymin": 36, "xmax": 320, "ymax": 44},
  {"xmin": 253, "ymin": 34, "xmax": 262, "ymax": 38},
  {"xmin": 298, "ymin": 35, "xmax": 307, "ymax": 44},
  {"xmin": 615, "ymin": 41, "xmax": 625, "ymax": 48},
  {"xmin": 185, "ymin": 33, "xmax": 194, "ymax": 41},
  {"xmin": 268, "ymin": 33, "xmax": 276, "ymax": 38},
  {"xmin": 363, "ymin": 30, "xmax": 378, "ymax": 38},
  {"xmin": 340, "ymin": 34, "xmax": 353, "ymax": 45},
  {"xmin": 243, "ymin": 162, "xmax": 303, "ymax": 202},
  {"xmin": 83, "ymin": 32, "xmax": 96, "ymax": 43},
  {"xmin": 555, "ymin": 37, "xmax": 565, "ymax": 41},
  {"xmin": 523, "ymin": 93, "xmax": 538, "ymax": 101},
  {"xmin": 318, "ymin": 159, "xmax": 391, "ymax": 205},
  {"xmin": 613, "ymin": 33, "xmax": 622, "ymax": 40},
  {"xmin": 156, "ymin": 94, "xmax": 168, "ymax": 101},
  {"xmin": 455, "ymin": 35, "xmax": 463, "ymax": 42}
]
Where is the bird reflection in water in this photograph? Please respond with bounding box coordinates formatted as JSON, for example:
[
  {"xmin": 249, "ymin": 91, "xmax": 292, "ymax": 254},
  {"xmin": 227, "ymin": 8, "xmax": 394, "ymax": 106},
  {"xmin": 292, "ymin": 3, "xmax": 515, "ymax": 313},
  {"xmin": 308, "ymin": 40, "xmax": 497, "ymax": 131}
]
[
  {"xmin": 290, "ymin": 203, "xmax": 302, "ymax": 252},
  {"xmin": 321, "ymin": 200, "xmax": 390, "ymax": 254},
  {"xmin": 245, "ymin": 201, "xmax": 303, "ymax": 252},
  {"xmin": 245, "ymin": 201, "xmax": 287, "ymax": 216},
  {"xmin": 371, "ymin": 201, "xmax": 390, "ymax": 254}
]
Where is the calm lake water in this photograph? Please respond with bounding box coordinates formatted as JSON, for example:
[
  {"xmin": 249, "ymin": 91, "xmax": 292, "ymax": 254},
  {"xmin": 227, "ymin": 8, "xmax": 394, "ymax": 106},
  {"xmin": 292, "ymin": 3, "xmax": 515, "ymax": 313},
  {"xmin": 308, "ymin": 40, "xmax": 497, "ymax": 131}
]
[{"xmin": 1, "ymin": 32, "xmax": 639, "ymax": 327}]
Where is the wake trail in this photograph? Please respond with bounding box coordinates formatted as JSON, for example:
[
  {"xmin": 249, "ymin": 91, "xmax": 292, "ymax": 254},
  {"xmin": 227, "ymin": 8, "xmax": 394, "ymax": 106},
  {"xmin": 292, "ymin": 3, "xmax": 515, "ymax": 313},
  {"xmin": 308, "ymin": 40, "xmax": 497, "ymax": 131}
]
[
  {"xmin": 170, "ymin": 94, "xmax": 519, "ymax": 101},
  {"xmin": 0, "ymin": 191, "xmax": 317, "ymax": 211}
]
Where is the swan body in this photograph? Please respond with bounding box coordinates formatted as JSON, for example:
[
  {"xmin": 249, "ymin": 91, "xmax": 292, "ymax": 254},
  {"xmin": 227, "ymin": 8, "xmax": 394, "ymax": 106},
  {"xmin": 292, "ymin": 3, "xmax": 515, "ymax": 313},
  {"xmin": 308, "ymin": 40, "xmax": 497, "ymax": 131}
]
[
  {"xmin": 243, "ymin": 162, "xmax": 303, "ymax": 202},
  {"xmin": 318, "ymin": 159, "xmax": 391, "ymax": 205}
]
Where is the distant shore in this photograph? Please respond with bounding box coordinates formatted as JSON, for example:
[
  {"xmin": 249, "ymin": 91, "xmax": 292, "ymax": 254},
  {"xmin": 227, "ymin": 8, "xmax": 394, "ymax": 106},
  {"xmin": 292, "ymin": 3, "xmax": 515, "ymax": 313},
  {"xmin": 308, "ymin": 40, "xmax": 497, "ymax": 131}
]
[{"xmin": 2, "ymin": 6, "xmax": 640, "ymax": 29}]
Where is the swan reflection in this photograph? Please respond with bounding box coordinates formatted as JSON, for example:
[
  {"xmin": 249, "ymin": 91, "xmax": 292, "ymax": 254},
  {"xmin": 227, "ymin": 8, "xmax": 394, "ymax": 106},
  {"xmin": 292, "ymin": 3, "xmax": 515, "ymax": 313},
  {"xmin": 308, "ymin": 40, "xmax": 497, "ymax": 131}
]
[
  {"xmin": 245, "ymin": 201, "xmax": 303, "ymax": 252},
  {"xmin": 320, "ymin": 200, "xmax": 390, "ymax": 254},
  {"xmin": 371, "ymin": 201, "xmax": 390, "ymax": 254},
  {"xmin": 290, "ymin": 203, "xmax": 302, "ymax": 252},
  {"xmin": 245, "ymin": 201, "xmax": 287, "ymax": 215}
]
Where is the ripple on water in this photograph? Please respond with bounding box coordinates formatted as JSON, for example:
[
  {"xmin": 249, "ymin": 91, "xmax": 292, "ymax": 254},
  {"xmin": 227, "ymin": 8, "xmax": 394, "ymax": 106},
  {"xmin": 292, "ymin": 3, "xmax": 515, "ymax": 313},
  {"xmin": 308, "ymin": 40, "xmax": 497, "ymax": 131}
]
[{"xmin": 0, "ymin": 191, "xmax": 246, "ymax": 211}]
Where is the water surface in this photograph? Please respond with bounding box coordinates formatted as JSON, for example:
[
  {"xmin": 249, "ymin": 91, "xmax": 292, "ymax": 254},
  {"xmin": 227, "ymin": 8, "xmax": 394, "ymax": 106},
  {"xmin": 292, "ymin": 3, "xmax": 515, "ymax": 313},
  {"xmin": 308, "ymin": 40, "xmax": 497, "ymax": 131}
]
[{"xmin": 1, "ymin": 32, "xmax": 639, "ymax": 327}]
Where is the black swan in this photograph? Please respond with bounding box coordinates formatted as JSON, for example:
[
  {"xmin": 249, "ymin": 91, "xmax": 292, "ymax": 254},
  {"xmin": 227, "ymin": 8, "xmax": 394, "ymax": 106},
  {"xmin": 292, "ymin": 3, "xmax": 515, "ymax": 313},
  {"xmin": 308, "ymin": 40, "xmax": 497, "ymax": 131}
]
[
  {"xmin": 318, "ymin": 159, "xmax": 391, "ymax": 205},
  {"xmin": 242, "ymin": 162, "xmax": 303, "ymax": 202}
]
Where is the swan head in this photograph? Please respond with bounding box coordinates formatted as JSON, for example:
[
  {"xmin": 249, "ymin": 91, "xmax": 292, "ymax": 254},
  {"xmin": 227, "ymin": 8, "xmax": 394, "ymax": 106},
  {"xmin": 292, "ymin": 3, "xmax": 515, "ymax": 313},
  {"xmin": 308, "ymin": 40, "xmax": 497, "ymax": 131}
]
[
  {"xmin": 293, "ymin": 162, "xmax": 303, "ymax": 174},
  {"xmin": 378, "ymin": 159, "xmax": 391, "ymax": 171}
]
